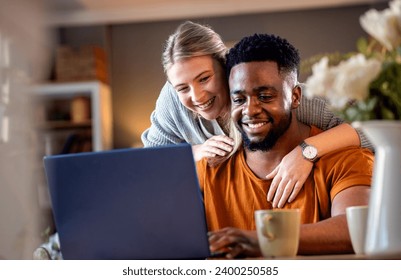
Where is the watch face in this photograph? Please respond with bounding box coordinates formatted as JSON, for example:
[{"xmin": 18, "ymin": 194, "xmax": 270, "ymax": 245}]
[{"xmin": 304, "ymin": 146, "xmax": 317, "ymax": 159}]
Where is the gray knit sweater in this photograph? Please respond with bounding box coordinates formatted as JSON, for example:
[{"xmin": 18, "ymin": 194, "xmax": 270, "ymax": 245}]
[{"xmin": 141, "ymin": 82, "xmax": 371, "ymax": 149}]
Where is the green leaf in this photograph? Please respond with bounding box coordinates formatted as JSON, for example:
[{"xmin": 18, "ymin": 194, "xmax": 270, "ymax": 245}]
[
  {"xmin": 381, "ymin": 106, "xmax": 395, "ymax": 119},
  {"xmin": 344, "ymin": 106, "xmax": 360, "ymax": 121},
  {"xmin": 356, "ymin": 37, "xmax": 368, "ymax": 54},
  {"xmin": 365, "ymin": 97, "xmax": 378, "ymax": 110}
]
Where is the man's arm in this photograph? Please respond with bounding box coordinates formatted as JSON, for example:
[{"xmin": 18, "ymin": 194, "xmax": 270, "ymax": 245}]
[
  {"xmin": 209, "ymin": 185, "xmax": 370, "ymax": 258},
  {"xmin": 298, "ymin": 185, "xmax": 370, "ymax": 255}
]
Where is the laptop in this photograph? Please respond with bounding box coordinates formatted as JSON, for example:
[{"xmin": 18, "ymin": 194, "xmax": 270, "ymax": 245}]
[{"xmin": 43, "ymin": 143, "xmax": 211, "ymax": 260}]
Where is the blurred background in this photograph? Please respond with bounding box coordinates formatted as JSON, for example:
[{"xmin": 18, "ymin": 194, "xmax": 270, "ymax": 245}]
[{"xmin": 0, "ymin": 0, "xmax": 389, "ymax": 259}]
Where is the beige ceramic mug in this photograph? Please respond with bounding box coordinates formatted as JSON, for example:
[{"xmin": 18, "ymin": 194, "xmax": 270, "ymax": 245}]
[
  {"xmin": 255, "ymin": 209, "xmax": 300, "ymax": 258},
  {"xmin": 346, "ymin": 205, "xmax": 368, "ymax": 255}
]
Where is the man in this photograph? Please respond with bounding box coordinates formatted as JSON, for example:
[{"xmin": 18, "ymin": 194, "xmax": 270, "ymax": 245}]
[{"xmin": 196, "ymin": 33, "xmax": 374, "ymax": 258}]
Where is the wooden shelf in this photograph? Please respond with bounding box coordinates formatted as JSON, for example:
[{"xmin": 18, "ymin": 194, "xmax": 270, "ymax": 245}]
[{"xmin": 32, "ymin": 80, "xmax": 113, "ymax": 152}]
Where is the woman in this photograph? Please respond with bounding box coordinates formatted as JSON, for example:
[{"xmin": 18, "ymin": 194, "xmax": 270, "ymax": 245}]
[{"xmin": 141, "ymin": 21, "xmax": 372, "ymax": 208}]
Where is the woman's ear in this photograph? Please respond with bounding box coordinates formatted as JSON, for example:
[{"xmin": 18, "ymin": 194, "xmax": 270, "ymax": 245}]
[{"xmin": 291, "ymin": 84, "xmax": 302, "ymax": 109}]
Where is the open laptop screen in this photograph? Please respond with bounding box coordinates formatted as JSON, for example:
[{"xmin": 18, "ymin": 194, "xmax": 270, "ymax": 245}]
[{"xmin": 44, "ymin": 144, "xmax": 210, "ymax": 260}]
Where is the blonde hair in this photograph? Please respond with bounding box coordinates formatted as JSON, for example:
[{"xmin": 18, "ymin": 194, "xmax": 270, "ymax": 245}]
[
  {"xmin": 228, "ymin": 120, "xmax": 243, "ymax": 155},
  {"xmin": 162, "ymin": 21, "xmax": 227, "ymax": 73}
]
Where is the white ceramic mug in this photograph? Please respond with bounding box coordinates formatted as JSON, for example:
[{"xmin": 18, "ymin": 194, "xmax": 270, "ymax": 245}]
[
  {"xmin": 255, "ymin": 209, "xmax": 300, "ymax": 258},
  {"xmin": 346, "ymin": 205, "xmax": 368, "ymax": 255}
]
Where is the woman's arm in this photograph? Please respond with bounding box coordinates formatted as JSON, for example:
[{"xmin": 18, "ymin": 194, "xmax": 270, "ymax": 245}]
[
  {"xmin": 267, "ymin": 96, "xmax": 371, "ymax": 208},
  {"xmin": 141, "ymin": 82, "xmax": 197, "ymax": 147},
  {"xmin": 302, "ymin": 122, "xmax": 360, "ymax": 156},
  {"xmin": 297, "ymin": 95, "xmax": 373, "ymax": 150}
]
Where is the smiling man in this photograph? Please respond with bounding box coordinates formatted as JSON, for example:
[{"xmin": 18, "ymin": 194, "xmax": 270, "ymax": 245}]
[{"xmin": 195, "ymin": 33, "xmax": 374, "ymax": 258}]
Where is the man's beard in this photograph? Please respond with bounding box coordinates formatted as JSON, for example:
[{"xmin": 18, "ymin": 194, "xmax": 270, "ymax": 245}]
[{"xmin": 241, "ymin": 111, "xmax": 292, "ymax": 152}]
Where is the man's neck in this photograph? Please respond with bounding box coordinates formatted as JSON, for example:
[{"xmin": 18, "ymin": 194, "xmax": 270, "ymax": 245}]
[{"xmin": 244, "ymin": 120, "xmax": 311, "ymax": 179}]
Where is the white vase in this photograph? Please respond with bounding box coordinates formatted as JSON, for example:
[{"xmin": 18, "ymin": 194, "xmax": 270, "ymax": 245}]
[{"xmin": 353, "ymin": 120, "xmax": 401, "ymax": 257}]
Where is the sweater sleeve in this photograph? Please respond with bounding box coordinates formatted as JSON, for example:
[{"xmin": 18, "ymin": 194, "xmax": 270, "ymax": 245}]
[
  {"xmin": 297, "ymin": 96, "xmax": 343, "ymax": 129},
  {"xmin": 141, "ymin": 82, "xmax": 188, "ymax": 146},
  {"xmin": 297, "ymin": 96, "xmax": 373, "ymax": 150},
  {"xmin": 355, "ymin": 128, "xmax": 374, "ymax": 151}
]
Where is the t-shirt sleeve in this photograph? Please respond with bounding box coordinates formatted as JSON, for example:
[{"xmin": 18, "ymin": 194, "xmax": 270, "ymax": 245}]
[{"xmin": 321, "ymin": 147, "xmax": 374, "ymax": 199}]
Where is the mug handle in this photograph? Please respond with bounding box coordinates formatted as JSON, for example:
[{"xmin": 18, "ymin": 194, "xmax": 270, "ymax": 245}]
[{"xmin": 262, "ymin": 214, "xmax": 275, "ymax": 240}]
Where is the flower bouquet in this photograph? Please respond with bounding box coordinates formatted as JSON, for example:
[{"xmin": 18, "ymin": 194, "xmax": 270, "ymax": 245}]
[{"xmin": 303, "ymin": 0, "xmax": 401, "ymax": 122}]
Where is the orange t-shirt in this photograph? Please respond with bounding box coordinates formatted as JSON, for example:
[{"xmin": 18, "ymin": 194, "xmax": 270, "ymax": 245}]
[{"xmin": 196, "ymin": 126, "xmax": 374, "ymax": 231}]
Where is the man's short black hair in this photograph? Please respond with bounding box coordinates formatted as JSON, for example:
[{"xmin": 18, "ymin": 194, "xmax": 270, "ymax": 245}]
[{"xmin": 226, "ymin": 33, "xmax": 300, "ymax": 79}]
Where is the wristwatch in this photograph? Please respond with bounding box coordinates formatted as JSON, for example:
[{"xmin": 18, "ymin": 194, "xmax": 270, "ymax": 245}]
[{"xmin": 299, "ymin": 141, "xmax": 318, "ymax": 162}]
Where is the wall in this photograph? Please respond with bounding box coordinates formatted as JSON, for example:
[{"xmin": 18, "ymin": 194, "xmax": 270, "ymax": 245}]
[
  {"xmin": 0, "ymin": 0, "xmax": 55, "ymax": 259},
  {"xmin": 58, "ymin": 3, "xmax": 387, "ymax": 148}
]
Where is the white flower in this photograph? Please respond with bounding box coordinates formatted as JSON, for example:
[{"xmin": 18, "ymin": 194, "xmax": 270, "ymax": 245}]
[
  {"xmin": 304, "ymin": 56, "xmax": 348, "ymax": 108},
  {"xmin": 305, "ymin": 54, "xmax": 381, "ymax": 109},
  {"xmin": 390, "ymin": 0, "xmax": 401, "ymax": 32},
  {"xmin": 335, "ymin": 54, "xmax": 382, "ymax": 101},
  {"xmin": 303, "ymin": 57, "xmax": 332, "ymax": 97},
  {"xmin": 359, "ymin": 1, "xmax": 401, "ymax": 51}
]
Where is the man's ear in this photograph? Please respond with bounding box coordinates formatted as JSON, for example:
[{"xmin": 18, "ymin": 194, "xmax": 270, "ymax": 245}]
[{"xmin": 291, "ymin": 84, "xmax": 302, "ymax": 109}]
